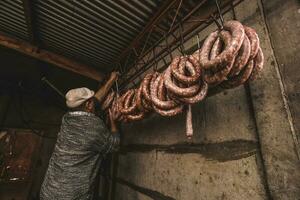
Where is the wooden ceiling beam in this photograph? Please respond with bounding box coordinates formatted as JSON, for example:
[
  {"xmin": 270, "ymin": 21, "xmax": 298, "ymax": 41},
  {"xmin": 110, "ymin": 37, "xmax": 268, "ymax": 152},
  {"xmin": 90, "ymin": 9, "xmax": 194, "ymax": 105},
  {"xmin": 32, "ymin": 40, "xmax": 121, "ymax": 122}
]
[{"xmin": 0, "ymin": 33, "xmax": 104, "ymax": 81}]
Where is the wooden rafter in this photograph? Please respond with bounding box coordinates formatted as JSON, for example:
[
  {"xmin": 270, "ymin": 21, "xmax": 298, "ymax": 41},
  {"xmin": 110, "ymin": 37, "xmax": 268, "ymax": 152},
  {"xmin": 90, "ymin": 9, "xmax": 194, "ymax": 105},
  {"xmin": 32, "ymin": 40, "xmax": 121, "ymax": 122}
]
[{"xmin": 0, "ymin": 33, "xmax": 104, "ymax": 81}]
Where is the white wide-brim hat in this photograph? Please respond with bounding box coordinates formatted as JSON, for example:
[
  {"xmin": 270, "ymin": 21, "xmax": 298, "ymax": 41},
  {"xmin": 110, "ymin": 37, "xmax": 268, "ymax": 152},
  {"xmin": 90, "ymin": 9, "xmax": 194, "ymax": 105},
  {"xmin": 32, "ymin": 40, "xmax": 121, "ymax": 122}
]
[{"xmin": 65, "ymin": 87, "xmax": 95, "ymax": 108}]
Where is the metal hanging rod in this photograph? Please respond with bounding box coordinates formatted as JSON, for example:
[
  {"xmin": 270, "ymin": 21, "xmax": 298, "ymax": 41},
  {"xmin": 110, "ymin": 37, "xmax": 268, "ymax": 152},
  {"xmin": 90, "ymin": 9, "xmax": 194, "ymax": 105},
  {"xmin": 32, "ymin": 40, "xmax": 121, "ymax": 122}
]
[{"xmin": 119, "ymin": 0, "xmax": 246, "ymax": 90}]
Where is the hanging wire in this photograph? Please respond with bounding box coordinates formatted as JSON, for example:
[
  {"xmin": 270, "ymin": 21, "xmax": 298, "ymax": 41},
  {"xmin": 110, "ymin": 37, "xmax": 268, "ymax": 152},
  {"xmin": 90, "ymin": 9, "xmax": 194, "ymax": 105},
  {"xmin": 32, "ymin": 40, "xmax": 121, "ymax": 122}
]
[
  {"xmin": 115, "ymin": 79, "xmax": 119, "ymax": 95},
  {"xmin": 230, "ymin": 2, "xmax": 237, "ymax": 20},
  {"xmin": 196, "ymin": 34, "xmax": 201, "ymax": 69},
  {"xmin": 162, "ymin": 57, "xmax": 169, "ymax": 70},
  {"xmin": 196, "ymin": 34, "xmax": 201, "ymax": 49},
  {"xmin": 118, "ymin": 63, "xmax": 124, "ymax": 75},
  {"xmin": 139, "ymin": 26, "xmax": 155, "ymax": 57},
  {"xmin": 133, "ymin": 48, "xmax": 138, "ymax": 57},
  {"xmin": 215, "ymin": 0, "xmax": 224, "ymax": 26},
  {"xmin": 132, "ymin": 80, "xmax": 137, "ymax": 88},
  {"xmin": 211, "ymin": 14, "xmax": 223, "ymax": 30},
  {"xmin": 123, "ymin": 51, "xmax": 133, "ymax": 74},
  {"xmin": 168, "ymin": 0, "xmax": 183, "ymax": 33}
]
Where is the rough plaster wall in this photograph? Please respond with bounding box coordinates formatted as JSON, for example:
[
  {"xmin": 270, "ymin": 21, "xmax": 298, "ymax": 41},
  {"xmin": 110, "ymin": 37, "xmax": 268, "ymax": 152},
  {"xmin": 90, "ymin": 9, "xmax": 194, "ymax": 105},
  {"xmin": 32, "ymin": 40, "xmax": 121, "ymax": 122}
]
[
  {"xmin": 115, "ymin": 0, "xmax": 300, "ymax": 200},
  {"xmin": 262, "ymin": 0, "xmax": 300, "ymax": 142},
  {"xmin": 247, "ymin": 0, "xmax": 300, "ymax": 199}
]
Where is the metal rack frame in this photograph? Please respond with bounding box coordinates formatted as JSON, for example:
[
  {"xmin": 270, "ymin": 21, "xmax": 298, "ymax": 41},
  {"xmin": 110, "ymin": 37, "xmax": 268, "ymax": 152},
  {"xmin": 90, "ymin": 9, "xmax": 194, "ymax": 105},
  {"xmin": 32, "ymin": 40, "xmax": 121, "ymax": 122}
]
[{"xmin": 117, "ymin": 0, "xmax": 246, "ymax": 90}]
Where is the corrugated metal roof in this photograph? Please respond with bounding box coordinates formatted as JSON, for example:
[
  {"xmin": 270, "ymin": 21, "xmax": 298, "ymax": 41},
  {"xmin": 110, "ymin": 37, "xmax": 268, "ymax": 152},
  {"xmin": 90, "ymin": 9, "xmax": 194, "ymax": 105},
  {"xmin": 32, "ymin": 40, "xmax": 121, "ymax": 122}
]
[
  {"xmin": 0, "ymin": 0, "xmax": 225, "ymax": 79},
  {"xmin": 0, "ymin": 0, "xmax": 29, "ymax": 41},
  {"xmin": 0, "ymin": 0, "xmax": 164, "ymax": 73}
]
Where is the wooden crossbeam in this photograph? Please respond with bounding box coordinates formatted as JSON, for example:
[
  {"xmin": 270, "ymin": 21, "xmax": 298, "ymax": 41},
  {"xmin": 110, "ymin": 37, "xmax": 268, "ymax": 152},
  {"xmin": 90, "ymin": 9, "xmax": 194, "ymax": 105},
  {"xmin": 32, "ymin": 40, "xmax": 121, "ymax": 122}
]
[{"xmin": 0, "ymin": 33, "xmax": 104, "ymax": 81}]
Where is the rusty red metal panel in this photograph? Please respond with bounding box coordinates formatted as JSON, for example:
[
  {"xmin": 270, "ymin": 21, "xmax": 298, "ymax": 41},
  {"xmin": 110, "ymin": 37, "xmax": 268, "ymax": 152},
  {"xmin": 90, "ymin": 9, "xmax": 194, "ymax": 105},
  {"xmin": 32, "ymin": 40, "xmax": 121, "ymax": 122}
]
[{"xmin": 0, "ymin": 129, "xmax": 42, "ymax": 199}]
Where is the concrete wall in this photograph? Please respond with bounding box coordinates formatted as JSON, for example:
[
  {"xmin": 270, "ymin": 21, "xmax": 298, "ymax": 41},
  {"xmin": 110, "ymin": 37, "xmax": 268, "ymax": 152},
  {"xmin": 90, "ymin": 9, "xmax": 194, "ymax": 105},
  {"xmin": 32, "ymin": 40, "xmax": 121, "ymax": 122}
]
[{"xmin": 114, "ymin": 0, "xmax": 300, "ymax": 200}]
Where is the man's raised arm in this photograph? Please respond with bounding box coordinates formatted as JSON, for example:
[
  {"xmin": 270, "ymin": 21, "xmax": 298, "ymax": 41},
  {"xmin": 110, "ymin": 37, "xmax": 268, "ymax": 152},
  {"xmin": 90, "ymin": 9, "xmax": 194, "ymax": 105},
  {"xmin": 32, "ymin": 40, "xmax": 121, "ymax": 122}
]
[{"xmin": 94, "ymin": 71, "xmax": 119, "ymax": 103}]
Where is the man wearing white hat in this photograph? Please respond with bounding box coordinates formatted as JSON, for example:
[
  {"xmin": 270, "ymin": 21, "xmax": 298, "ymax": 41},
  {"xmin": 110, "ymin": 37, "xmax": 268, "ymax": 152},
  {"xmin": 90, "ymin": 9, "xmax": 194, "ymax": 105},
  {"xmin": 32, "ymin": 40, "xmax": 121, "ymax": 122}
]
[{"xmin": 40, "ymin": 72, "xmax": 120, "ymax": 200}]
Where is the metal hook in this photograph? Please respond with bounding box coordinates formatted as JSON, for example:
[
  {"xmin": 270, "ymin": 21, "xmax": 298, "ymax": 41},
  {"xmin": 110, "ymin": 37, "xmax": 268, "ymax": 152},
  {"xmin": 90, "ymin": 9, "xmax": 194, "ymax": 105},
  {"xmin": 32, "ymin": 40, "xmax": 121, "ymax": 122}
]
[
  {"xmin": 211, "ymin": 14, "xmax": 223, "ymax": 30},
  {"xmin": 230, "ymin": 2, "xmax": 237, "ymax": 20}
]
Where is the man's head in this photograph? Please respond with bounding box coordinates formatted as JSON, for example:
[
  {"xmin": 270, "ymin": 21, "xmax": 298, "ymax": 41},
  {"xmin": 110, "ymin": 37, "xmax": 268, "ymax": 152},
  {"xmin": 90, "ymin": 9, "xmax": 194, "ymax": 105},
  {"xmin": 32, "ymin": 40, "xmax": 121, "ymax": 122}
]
[{"xmin": 65, "ymin": 87, "xmax": 100, "ymax": 114}]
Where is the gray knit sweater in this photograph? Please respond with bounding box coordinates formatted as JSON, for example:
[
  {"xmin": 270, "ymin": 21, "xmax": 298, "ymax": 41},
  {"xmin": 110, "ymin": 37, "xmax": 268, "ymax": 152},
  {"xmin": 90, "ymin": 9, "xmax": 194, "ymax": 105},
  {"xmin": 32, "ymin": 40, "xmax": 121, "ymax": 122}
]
[{"xmin": 40, "ymin": 111, "xmax": 119, "ymax": 200}]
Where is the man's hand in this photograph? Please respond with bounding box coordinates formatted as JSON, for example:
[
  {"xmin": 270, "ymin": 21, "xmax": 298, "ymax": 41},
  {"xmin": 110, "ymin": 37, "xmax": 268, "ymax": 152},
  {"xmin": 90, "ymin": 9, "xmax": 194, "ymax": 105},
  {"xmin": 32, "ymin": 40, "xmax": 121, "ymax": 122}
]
[
  {"xmin": 94, "ymin": 71, "xmax": 120, "ymax": 102},
  {"xmin": 109, "ymin": 71, "xmax": 120, "ymax": 82},
  {"xmin": 108, "ymin": 109, "xmax": 118, "ymax": 133}
]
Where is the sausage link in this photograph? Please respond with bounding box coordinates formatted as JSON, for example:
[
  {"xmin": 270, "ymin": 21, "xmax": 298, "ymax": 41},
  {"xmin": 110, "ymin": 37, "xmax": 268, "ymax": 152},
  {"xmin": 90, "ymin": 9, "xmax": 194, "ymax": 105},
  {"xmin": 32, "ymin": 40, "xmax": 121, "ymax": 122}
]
[
  {"xmin": 244, "ymin": 26, "xmax": 260, "ymax": 59},
  {"xmin": 204, "ymin": 59, "xmax": 235, "ymax": 85},
  {"xmin": 186, "ymin": 105, "xmax": 193, "ymax": 139},
  {"xmin": 136, "ymin": 83, "xmax": 152, "ymax": 112},
  {"xmin": 142, "ymin": 97, "xmax": 152, "ymax": 111},
  {"xmin": 165, "ymin": 64, "xmax": 200, "ymax": 98},
  {"xmin": 154, "ymin": 74, "xmax": 184, "ymax": 116},
  {"xmin": 115, "ymin": 92, "xmax": 126, "ymax": 114},
  {"xmin": 119, "ymin": 90, "xmax": 135, "ymax": 114},
  {"xmin": 124, "ymin": 89, "xmax": 140, "ymax": 115},
  {"xmin": 180, "ymin": 80, "xmax": 208, "ymax": 104},
  {"xmin": 210, "ymin": 37, "xmax": 222, "ymax": 63},
  {"xmin": 152, "ymin": 104, "xmax": 184, "ymax": 117},
  {"xmin": 204, "ymin": 30, "xmax": 235, "ymax": 85},
  {"xmin": 111, "ymin": 96, "xmax": 122, "ymax": 121},
  {"xmin": 192, "ymin": 49, "xmax": 201, "ymax": 64},
  {"xmin": 249, "ymin": 47, "xmax": 264, "ymax": 81},
  {"xmin": 221, "ymin": 59, "xmax": 254, "ymax": 88},
  {"xmin": 125, "ymin": 112, "xmax": 145, "ymax": 122},
  {"xmin": 200, "ymin": 20, "xmax": 245, "ymax": 69},
  {"xmin": 150, "ymin": 73, "xmax": 179, "ymax": 109},
  {"xmin": 136, "ymin": 84, "xmax": 145, "ymax": 111},
  {"xmin": 171, "ymin": 56, "xmax": 201, "ymax": 84},
  {"xmin": 199, "ymin": 30, "xmax": 219, "ymax": 69},
  {"xmin": 208, "ymin": 36, "xmax": 223, "ymax": 73},
  {"xmin": 228, "ymin": 34, "xmax": 251, "ymax": 77},
  {"xmin": 101, "ymin": 91, "xmax": 115, "ymax": 111},
  {"xmin": 141, "ymin": 73, "xmax": 154, "ymax": 102}
]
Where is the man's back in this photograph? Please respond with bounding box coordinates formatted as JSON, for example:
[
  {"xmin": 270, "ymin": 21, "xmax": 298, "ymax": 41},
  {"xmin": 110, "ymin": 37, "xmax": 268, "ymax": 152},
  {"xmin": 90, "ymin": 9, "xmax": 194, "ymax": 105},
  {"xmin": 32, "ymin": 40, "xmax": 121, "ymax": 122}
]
[{"xmin": 40, "ymin": 111, "xmax": 119, "ymax": 200}]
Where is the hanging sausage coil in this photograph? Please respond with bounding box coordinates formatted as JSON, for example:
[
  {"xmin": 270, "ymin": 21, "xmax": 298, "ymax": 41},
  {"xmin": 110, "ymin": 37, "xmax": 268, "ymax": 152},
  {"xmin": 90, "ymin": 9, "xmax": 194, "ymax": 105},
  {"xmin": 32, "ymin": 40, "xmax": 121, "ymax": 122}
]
[
  {"xmin": 198, "ymin": 20, "xmax": 264, "ymax": 88},
  {"xmin": 101, "ymin": 20, "xmax": 264, "ymax": 138}
]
